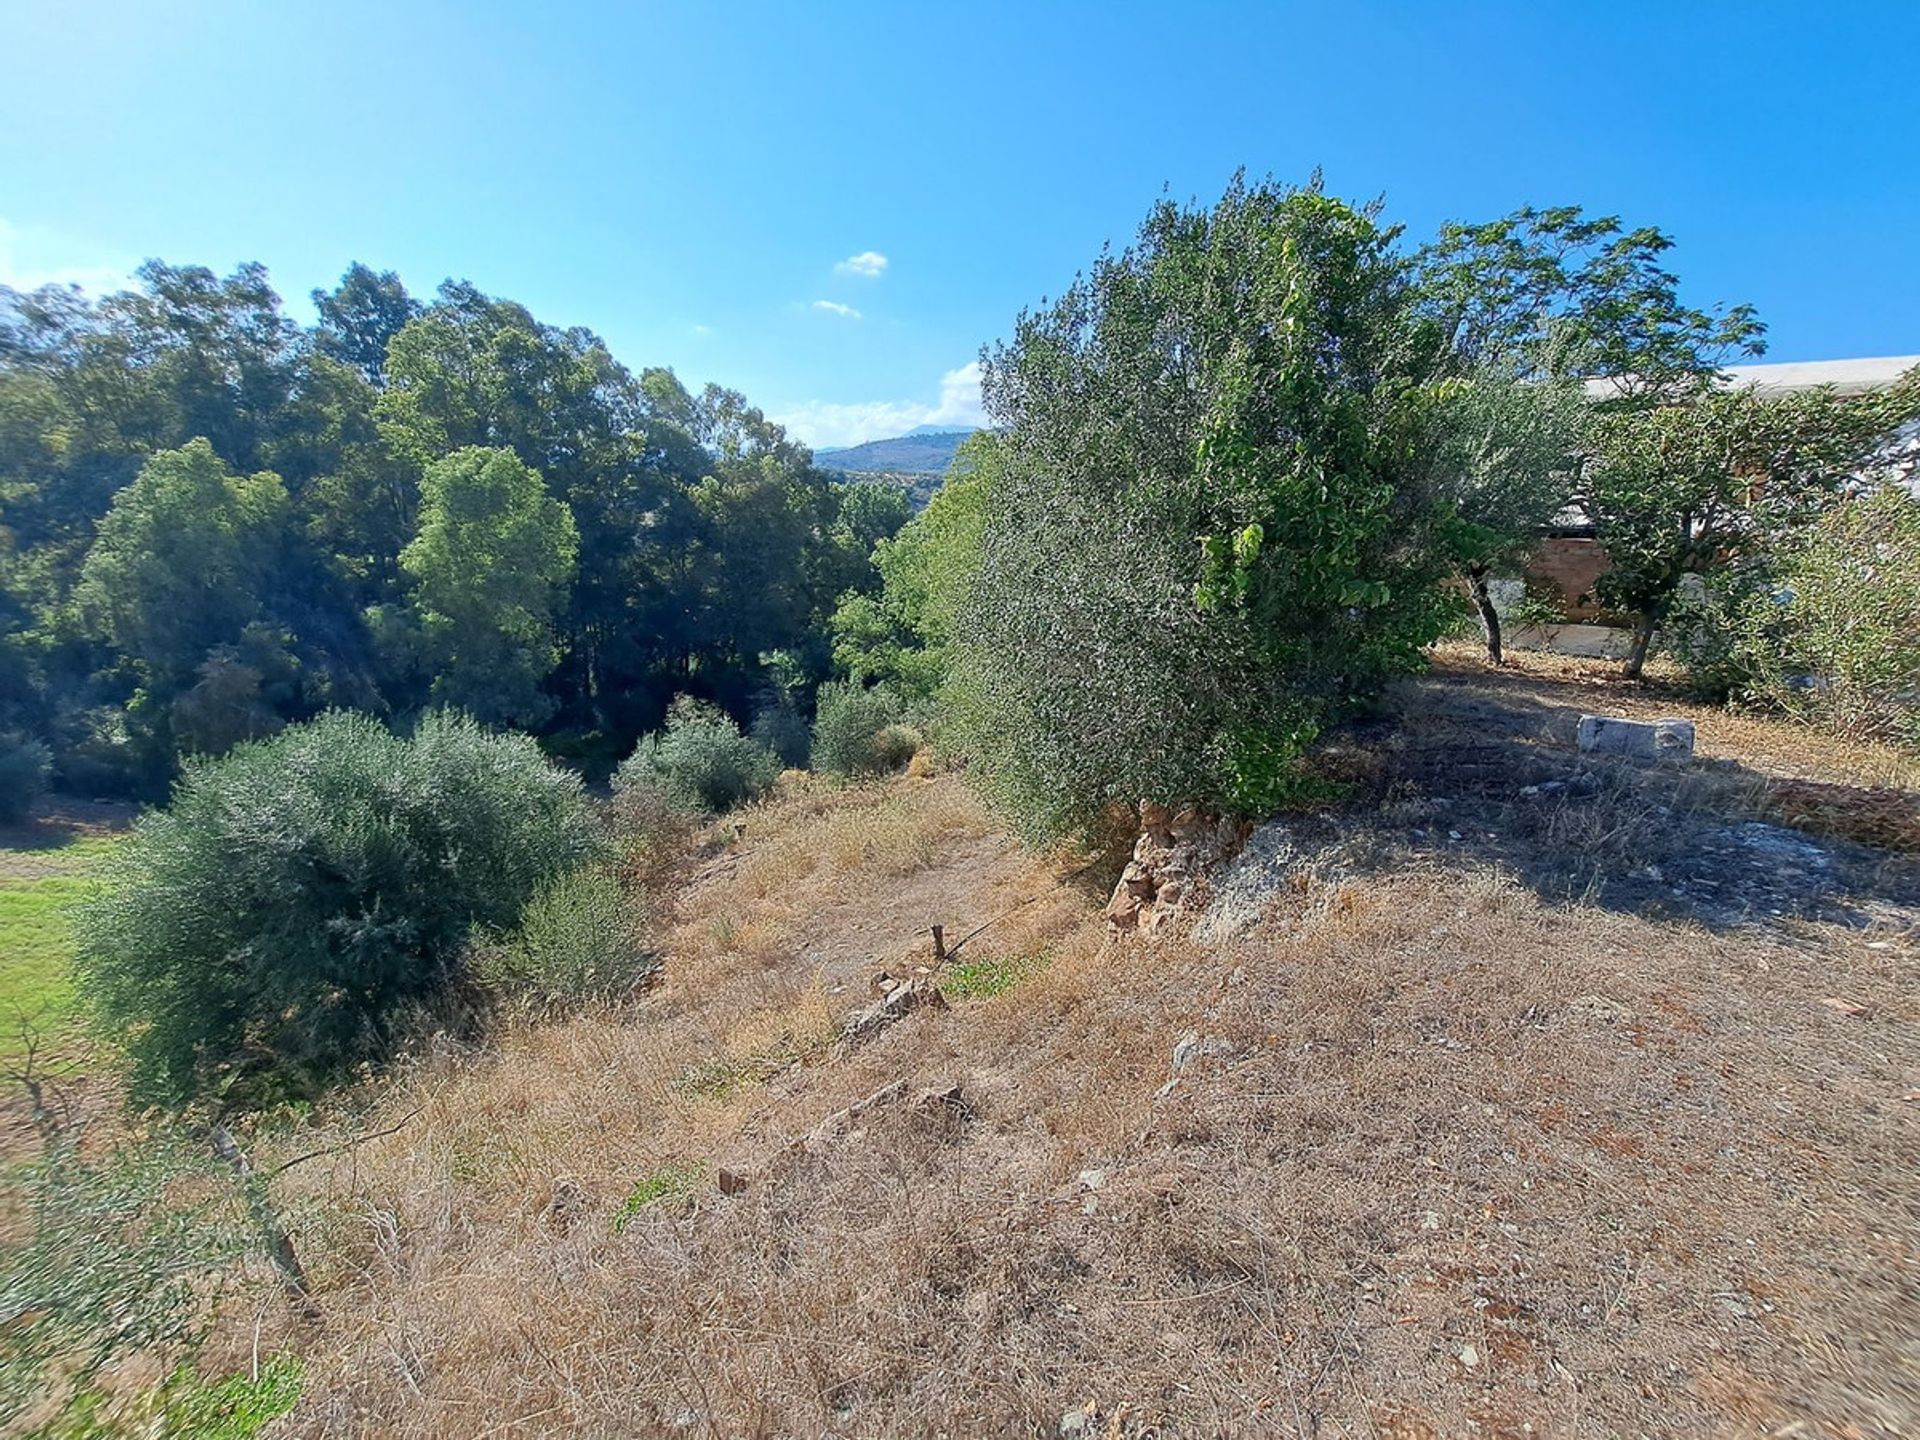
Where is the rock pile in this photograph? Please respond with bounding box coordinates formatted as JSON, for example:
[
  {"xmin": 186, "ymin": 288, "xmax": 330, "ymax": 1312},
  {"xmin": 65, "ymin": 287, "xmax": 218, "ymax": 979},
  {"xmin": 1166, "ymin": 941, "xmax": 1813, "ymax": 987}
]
[{"xmin": 1105, "ymin": 803, "xmax": 1247, "ymax": 933}]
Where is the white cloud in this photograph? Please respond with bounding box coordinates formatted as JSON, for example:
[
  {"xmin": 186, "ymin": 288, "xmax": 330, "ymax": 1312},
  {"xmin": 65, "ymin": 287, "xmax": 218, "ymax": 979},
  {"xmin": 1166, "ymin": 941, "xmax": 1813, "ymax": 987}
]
[
  {"xmin": 774, "ymin": 361, "xmax": 986, "ymax": 449},
  {"xmin": 811, "ymin": 300, "xmax": 863, "ymax": 320},
  {"xmin": 834, "ymin": 250, "xmax": 888, "ymax": 279},
  {"xmin": 0, "ymin": 218, "xmax": 136, "ymax": 297},
  {"xmin": 688, "ymin": 323, "xmax": 714, "ymax": 337}
]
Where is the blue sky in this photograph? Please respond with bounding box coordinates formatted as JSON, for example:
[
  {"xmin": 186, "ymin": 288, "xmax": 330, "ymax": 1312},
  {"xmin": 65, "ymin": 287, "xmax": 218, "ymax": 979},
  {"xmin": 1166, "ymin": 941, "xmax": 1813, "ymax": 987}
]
[{"xmin": 2, "ymin": 0, "xmax": 1916, "ymax": 447}]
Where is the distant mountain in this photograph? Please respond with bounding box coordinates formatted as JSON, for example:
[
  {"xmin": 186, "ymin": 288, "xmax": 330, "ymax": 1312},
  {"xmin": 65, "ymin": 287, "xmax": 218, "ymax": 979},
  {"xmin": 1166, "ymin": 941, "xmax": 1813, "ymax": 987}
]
[{"xmin": 815, "ymin": 427, "xmax": 976, "ymax": 477}]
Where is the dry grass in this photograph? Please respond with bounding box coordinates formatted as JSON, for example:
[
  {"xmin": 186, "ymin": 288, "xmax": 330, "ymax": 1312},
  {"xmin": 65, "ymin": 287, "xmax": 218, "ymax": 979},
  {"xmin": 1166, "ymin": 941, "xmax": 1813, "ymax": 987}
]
[
  {"xmin": 1434, "ymin": 640, "xmax": 1920, "ymax": 792},
  {"xmin": 148, "ymin": 679, "xmax": 1920, "ymax": 1437}
]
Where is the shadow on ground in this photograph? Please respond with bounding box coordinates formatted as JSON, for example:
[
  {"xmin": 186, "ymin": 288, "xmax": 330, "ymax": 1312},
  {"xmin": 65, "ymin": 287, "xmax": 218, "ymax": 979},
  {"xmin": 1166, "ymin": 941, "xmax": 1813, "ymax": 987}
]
[{"xmin": 1291, "ymin": 666, "xmax": 1920, "ymax": 938}]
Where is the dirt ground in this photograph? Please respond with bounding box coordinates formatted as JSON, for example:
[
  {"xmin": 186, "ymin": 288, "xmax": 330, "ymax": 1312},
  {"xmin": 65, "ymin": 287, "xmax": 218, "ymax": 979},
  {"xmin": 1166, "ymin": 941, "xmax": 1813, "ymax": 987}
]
[{"xmin": 100, "ymin": 654, "xmax": 1920, "ymax": 1436}]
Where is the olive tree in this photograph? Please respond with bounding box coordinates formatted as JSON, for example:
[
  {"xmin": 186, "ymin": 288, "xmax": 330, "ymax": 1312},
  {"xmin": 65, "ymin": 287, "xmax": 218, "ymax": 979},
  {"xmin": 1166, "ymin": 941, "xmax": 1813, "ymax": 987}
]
[
  {"xmin": 1426, "ymin": 368, "xmax": 1587, "ymax": 662},
  {"xmin": 958, "ymin": 177, "xmax": 1461, "ymax": 840},
  {"xmin": 77, "ymin": 709, "xmax": 601, "ymax": 1106}
]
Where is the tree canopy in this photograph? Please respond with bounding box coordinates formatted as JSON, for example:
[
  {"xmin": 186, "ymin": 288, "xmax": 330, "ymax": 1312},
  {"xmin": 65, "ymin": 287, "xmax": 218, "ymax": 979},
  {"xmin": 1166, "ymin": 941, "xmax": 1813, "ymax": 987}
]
[{"xmin": 0, "ymin": 264, "xmax": 909, "ymax": 794}]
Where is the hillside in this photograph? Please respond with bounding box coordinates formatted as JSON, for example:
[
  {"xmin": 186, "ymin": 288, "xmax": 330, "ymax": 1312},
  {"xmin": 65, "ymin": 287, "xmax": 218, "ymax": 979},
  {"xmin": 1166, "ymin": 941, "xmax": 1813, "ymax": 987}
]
[
  {"xmin": 163, "ymin": 646, "xmax": 1919, "ymax": 1436},
  {"xmin": 815, "ymin": 426, "xmax": 977, "ymax": 477}
]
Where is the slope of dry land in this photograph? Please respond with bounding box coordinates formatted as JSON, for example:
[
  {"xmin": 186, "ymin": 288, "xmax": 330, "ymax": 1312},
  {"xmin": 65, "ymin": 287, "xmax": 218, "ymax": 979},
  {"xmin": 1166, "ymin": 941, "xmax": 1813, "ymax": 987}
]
[{"xmin": 42, "ymin": 651, "xmax": 1920, "ymax": 1437}]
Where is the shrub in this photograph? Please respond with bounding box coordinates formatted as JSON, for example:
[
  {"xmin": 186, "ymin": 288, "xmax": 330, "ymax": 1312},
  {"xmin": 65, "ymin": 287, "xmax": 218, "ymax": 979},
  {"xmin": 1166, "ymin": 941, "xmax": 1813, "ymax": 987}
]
[
  {"xmin": 615, "ymin": 697, "xmax": 780, "ymax": 815},
  {"xmin": 750, "ymin": 702, "xmax": 811, "ymax": 769},
  {"xmin": 871, "ymin": 723, "xmax": 922, "ymax": 772},
  {"xmin": 76, "ymin": 710, "xmax": 602, "ymax": 1106},
  {"xmin": 1768, "ymin": 487, "xmax": 1920, "ymax": 746},
  {"xmin": 0, "ymin": 733, "xmax": 52, "ymax": 822},
  {"xmin": 475, "ymin": 864, "xmax": 652, "ymax": 1006},
  {"xmin": 811, "ymin": 682, "xmax": 909, "ymax": 778}
]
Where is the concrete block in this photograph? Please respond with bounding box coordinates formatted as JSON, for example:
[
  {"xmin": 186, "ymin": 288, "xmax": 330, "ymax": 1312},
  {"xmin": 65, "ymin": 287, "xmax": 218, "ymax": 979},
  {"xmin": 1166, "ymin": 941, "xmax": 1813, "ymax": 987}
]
[{"xmin": 1576, "ymin": 714, "xmax": 1695, "ymax": 765}]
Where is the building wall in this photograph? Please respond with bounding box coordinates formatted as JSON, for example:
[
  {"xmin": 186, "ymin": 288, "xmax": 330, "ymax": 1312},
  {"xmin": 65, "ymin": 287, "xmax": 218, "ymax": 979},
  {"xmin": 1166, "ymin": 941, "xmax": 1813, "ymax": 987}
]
[{"xmin": 1525, "ymin": 536, "xmax": 1612, "ymax": 620}]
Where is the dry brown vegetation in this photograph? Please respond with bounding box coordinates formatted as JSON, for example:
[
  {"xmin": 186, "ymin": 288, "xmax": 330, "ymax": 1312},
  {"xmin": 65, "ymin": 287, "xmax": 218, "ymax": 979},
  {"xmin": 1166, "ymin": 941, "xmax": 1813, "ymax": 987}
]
[{"xmin": 52, "ymin": 655, "xmax": 1920, "ymax": 1437}]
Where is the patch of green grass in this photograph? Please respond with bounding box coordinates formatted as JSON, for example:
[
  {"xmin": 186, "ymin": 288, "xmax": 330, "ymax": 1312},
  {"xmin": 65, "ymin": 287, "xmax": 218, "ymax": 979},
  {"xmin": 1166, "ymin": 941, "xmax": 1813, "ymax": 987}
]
[
  {"xmin": 938, "ymin": 948, "xmax": 1053, "ymax": 1002},
  {"xmin": 159, "ymin": 1354, "xmax": 303, "ymax": 1440},
  {"xmin": 612, "ymin": 1161, "xmax": 704, "ymax": 1231},
  {"xmin": 40, "ymin": 1355, "xmax": 302, "ymax": 1440},
  {"xmin": 0, "ymin": 834, "xmax": 118, "ymax": 1055}
]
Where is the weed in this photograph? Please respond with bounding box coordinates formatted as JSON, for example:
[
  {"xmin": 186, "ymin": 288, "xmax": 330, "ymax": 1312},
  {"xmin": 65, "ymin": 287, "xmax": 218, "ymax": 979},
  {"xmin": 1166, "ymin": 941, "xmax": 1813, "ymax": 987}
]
[
  {"xmin": 611, "ymin": 1162, "xmax": 703, "ymax": 1231},
  {"xmin": 939, "ymin": 948, "xmax": 1053, "ymax": 1001}
]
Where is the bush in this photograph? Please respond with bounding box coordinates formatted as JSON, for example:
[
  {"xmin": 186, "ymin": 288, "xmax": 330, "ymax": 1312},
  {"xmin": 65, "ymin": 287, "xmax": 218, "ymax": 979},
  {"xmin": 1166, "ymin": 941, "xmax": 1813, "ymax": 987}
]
[
  {"xmin": 1768, "ymin": 487, "xmax": 1920, "ymax": 746},
  {"xmin": 76, "ymin": 710, "xmax": 602, "ymax": 1106},
  {"xmin": 475, "ymin": 864, "xmax": 652, "ymax": 1006},
  {"xmin": 0, "ymin": 733, "xmax": 52, "ymax": 822},
  {"xmin": 615, "ymin": 697, "xmax": 780, "ymax": 815},
  {"xmin": 811, "ymin": 682, "xmax": 910, "ymax": 778},
  {"xmin": 871, "ymin": 723, "xmax": 922, "ymax": 772},
  {"xmin": 750, "ymin": 702, "xmax": 811, "ymax": 769}
]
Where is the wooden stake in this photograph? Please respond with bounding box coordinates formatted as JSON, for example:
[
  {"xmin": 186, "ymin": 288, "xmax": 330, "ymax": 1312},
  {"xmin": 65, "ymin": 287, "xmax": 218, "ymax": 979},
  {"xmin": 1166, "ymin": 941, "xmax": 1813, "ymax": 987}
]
[{"xmin": 931, "ymin": 924, "xmax": 946, "ymax": 965}]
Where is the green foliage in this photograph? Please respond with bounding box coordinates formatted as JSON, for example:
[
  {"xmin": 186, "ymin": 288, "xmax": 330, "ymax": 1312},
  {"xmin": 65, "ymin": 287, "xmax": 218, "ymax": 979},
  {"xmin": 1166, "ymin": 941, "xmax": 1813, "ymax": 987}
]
[
  {"xmin": 76, "ymin": 440, "xmax": 291, "ymax": 690},
  {"xmin": 960, "ymin": 177, "xmax": 1460, "ymax": 840},
  {"xmin": 0, "ymin": 732, "xmax": 52, "ymax": 821},
  {"xmin": 1425, "ymin": 367, "xmax": 1587, "ymax": 571},
  {"xmin": 312, "ymin": 262, "xmax": 420, "ymax": 384},
  {"xmin": 614, "ymin": 696, "xmax": 781, "ymax": 815},
  {"xmin": 75, "ymin": 710, "xmax": 601, "ymax": 1106},
  {"xmin": 1, "ymin": 265, "xmax": 884, "ymax": 799},
  {"xmin": 810, "ymin": 682, "xmax": 908, "ymax": 778},
  {"xmin": 1415, "ymin": 205, "xmax": 1766, "ymax": 391},
  {"xmin": 475, "ymin": 864, "xmax": 653, "ymax": 1006},
  {"xmin": 612, "ymin": 1161, "xmax": 704, "ymax": 1230},
  {"xmin": 1681, "ymin": 487, "xmax": 1920, "ymax": 745},
  {"xmin": 1770, "ymin": 487, "xmax": 1920, "ymax": 745},
  {"xmin": 938, "ymin": 947, "xmax": 1051, "ymax": 1001},
  {"xmin": 1583, "ymin": 367, "xmax": 1920, "ymax": 674},
  {"xmin": 0, "ymin": 1125, "xmax": 252, "ymax": 1427},
  {"xmin": 749, "ymin": 702, "xmax": 811, "ymax": 769},
  {"xmin": 401, "ymin": 446, "xmax": 579, "ymax": 728},
  {"xmin": 156, "ymin": 1353, "xmax": 303, "ymax": 1440},
  {"xmin": 871, "ymin": 723, "xmax": 922, "ymax": 773},
  {"xmin": 829, "ymin": 437, "xmax": 995, "ymax": 701}
]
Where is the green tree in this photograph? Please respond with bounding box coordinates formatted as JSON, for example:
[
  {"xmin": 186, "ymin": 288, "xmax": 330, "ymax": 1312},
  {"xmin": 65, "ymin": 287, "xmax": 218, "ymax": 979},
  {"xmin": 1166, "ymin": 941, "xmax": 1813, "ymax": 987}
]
[
  {"xmin": 614, "ymin": 695, "xmax": 780, "ymax": 814},
  {"xmin": 961, "ymin": 177, "xmax": 1457, "ymax": 841},
  {"xmin": 312, "ymin": 263, "xmax": 421, "ymax": 385},
  {"xmin": 1583, "ymin": 368, "xmax": 1920, "ymax": 677},
  {"xmin": 1768, "ymin": 484, "xmax": 1920, "ymax": 744},
  {"xmin": 829, "ymin": 434, "xmax": 995, "ymax": 697},
  {"xmin": 1424, "ymin": 369, "xmax": 1587, "ymax": 662},
  {"xmin": 1416, "ymin": 206, "xmax": 1767, "ymax": 395},
  {"xmin": 77, "ymin": 439, "xmax": 291, "ymax": 689},
  {"xmin": 400, "ymin": 446, "xmax": 579, "ymax": 727},
  {"xmin": 76, "ymin": 709, "xmax": 602, "ymax": 1106}
]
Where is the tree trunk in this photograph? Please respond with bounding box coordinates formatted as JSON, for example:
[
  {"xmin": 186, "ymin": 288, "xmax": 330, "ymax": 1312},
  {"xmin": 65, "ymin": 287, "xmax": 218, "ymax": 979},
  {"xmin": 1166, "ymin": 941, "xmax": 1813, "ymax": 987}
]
[
  {"xmin": 1623, "ymin": 608, "xmax": 1659, "ymax": 680},
  {"xmin": 1467, "ymin": 568, "xmax": 1503, "ymax": 666},
  {"xmin": 211, "ymin": 1124, "xmax": 321, "ymax": 1321}
]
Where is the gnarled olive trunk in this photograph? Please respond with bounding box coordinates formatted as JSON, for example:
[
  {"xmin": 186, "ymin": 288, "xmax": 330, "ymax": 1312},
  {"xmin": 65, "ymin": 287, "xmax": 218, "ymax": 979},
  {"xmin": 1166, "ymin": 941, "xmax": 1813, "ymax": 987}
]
[{"xmin": 1466, "ymin": 566, "xmax": 1503, "ymax": 666}]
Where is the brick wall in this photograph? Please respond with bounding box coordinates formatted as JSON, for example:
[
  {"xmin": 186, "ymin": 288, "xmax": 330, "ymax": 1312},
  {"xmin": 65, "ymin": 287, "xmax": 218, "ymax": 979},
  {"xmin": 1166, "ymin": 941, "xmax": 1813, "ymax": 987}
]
[{"xmin": 1524, "ymin": 536, "xmax": 1612, "ymax": 620}]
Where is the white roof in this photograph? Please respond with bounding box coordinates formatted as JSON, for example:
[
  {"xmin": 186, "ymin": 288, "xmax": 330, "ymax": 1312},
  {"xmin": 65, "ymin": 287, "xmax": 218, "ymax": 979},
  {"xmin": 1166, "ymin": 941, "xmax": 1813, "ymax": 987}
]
[
  {"xmin": 1720, "ymin": 355, "xmax": 1919, "ymax": 397},
  {"xmin": 1583, "ymin": 354, "xmax": 1918, "ymax": 401}
]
